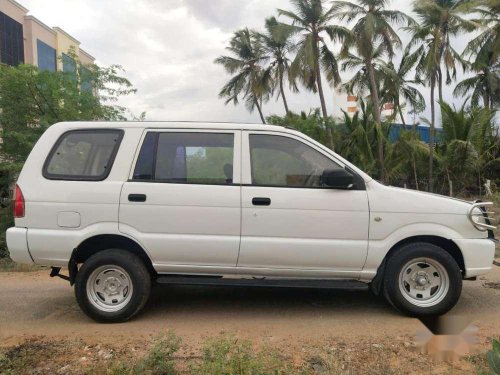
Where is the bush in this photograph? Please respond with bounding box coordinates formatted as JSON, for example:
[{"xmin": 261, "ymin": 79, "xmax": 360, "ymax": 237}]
[
  {"xmin": 0, "ymin": 207, "xmax": 13, "ymax": 259},
  {"xmin": 133, "ymin": 332, "xmax": 181, "ymax": 375},
  {"xmin": 488, "ymin": 338, "xmax": 500, "ymax": 375}
]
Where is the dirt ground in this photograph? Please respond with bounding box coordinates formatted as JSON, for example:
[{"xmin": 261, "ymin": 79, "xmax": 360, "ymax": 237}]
[{"xmin": 1, "ymin": 265, "xmax": 499, "ymax": 374}]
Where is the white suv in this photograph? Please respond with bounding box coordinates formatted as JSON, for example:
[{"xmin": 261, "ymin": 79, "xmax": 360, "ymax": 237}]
[{"xmin": 7, "ymin": 122, "xmax": 496, "ymax": 322}]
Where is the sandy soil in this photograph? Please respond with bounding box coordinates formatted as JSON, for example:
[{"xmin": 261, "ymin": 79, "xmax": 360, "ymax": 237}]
[{"xmin": 1, "ymin": 266, "xmax": 499, "ymax": 350}]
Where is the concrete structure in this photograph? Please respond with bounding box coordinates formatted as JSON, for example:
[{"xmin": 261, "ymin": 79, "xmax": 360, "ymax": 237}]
[
  {"xmin": 0, "ymin": 0, "xmax": 94, "ymax": 70},
  {"xmin": 342, "ymin": 94, "xmax": 404, "ymax": 122},
  {"xmin": 346, "ymin": 95, "xmax": 358, "ymax": 117}
]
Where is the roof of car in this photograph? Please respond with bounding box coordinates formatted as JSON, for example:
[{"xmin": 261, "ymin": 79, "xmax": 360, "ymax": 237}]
[{"xmin": 54, "ymin": 121, "xmax": 294, "ymax": 133}]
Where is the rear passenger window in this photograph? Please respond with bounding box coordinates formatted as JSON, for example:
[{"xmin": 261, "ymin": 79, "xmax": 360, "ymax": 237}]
[
  {"xmin": 133, "ymin": 132, "xmax": 234, "ymax": 185},
  {"xmin": 43, "ymin": 129, "xmax": 123, "ymax": 180}
]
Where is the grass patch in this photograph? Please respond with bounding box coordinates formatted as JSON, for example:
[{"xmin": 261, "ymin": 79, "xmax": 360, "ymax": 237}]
[
  {"xmin": 0, "ymin": 340, "xmax": 61, "ymax": 374},
  {"xmin": 1, "ymin": 335, "xmax": 497, "ymax": 375},
  {"xmin": 0, "ymin": 257, "xmax": 41, "ymax": 272},
  {"xmin": 190, "ymin": 336, "xmax": 294, "ymax": 375}
]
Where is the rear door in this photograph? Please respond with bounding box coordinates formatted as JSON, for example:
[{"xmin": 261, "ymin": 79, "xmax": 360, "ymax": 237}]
[{"xmin": 119, "ymin": 129, "xmax": 242, "ymax": 270}]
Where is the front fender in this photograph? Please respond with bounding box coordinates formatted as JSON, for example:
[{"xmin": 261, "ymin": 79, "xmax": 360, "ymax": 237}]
[{"xmin": 361, "ymin": 222, "xmax": 463, "ymax": 281}]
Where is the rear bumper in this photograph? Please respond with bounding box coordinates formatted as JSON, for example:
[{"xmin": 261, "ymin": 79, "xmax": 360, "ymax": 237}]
[
  {"xmin": 454, "ymin": 238, "xmax": 496, "ymax": 278},
  {"xmin": 6, "ymin": 227, "xmax": 33, "ymax": 264}
]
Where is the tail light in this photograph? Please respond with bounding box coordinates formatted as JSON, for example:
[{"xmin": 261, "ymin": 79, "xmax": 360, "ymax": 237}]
[{"xmin": 13, "ymin": 184, "xmax": 25, "ymax": 218}]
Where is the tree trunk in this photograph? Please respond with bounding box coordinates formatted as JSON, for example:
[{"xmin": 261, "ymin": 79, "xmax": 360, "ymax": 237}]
[
  {"xmin": 279, "ymin": 70, "xmax": 290, "ymax": 115},
  {"xmin": 313, "ymin": 36, "xmax": 334, "ymax": 150},
  {"xmin": 397, "ymin": 103, "xmax": 406, "ymax": 125},
  {"xmin": 428, "ymin": 76, "xmax": 436, "ymax": 192},
  {"xmin": 316, "ymin": 63, "xmax": 334, "ymax": 149},
  {"xmin": 482, "ymin": 91, "xmax": 490, "ymax": 111},
  {"xmin": 413, "ymin": 158, "xmax": 419, "ymax": 190},
  {"xmin": 255, "ymin": 99, "xmax": 266, "ymax": 124},
  {"xmin": 365, "ymin": 58, "xmax": 385, "ymax": 183},
  {"xmin": 437, "ymin": 67, "xmax": 444, "ymax": 105}
]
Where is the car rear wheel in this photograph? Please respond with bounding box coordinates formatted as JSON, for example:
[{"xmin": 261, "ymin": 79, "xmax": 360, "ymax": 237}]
[
  {"xmin": 383, "ymin": 242, "xmax": 462, "ymax": 316},
  {"xmin": 75, "ymin": 249, "xmax": 151, "ymax": 323}
]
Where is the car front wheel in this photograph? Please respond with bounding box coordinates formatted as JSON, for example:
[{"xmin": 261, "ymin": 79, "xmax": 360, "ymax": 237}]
[
  {"xmin": 75, "ymin": 249, "xmax": 151, "ymax": 323},
  {"xmin": 383, "ymin": 242, "xmax": 462, "ymax": 316}
]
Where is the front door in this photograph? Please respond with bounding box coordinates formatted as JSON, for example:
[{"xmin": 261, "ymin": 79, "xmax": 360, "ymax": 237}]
[
  {"xmin": 119, "ymin": 129, "xmax": 242, "ymax": 270},
  {"xmin": 238, "ymin": 131, "xmax": 369, "ymax": 277}
]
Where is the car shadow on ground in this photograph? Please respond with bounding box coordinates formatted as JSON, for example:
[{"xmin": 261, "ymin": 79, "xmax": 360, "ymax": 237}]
[{"xmin": 141, "ymin": 284, "xmax": 398, "ymax": 318}]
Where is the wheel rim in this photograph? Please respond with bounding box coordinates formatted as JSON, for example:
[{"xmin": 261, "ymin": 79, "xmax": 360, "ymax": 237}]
[
  {"xmin": 398, "ymin": 258, "xmax": 449, "ymax": 307},
  {"xmin": 86, "ymin": 265, "xmax": 133, "ymax": 312}
]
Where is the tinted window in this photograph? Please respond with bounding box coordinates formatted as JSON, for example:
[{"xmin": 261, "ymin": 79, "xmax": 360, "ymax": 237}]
[
  {"xmin": 133, "ymin": 132, "xmax": 234, "ymax": 185},
  {"xmin": 133, "ymin": 132, "xmax": 156, "ymax": 180},
  {"xmin": 250, "ymin": 135, "xmax": 341, "ymax": 187},
  {"xmin": 0, "ymin": 11, "xmax": 24, "ymax": 66},
  {"xmin": 37, "ymin": 39, "xmax": 56, "ymax": 72},
  {"xmin": 62, "ymin": 53, "xmax": 77, "ymax": 80},
  {"xmin": 80, "ymin": 66, "xmax": 93, "ymax": 92},
  {"xmin": 44, "ymin": 130, "xmax": 123, "ymax": 180}
]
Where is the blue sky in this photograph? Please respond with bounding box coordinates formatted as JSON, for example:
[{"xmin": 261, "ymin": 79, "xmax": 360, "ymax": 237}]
[{"xmin": 20, "ymin": 0, "xmax": 474, "ymax": 125}]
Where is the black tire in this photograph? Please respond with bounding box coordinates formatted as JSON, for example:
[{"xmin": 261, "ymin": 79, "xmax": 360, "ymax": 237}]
[
  {"xmin": 75, "ymin": 249, "xmax": 151, "ymax": 323},
  {"xmin": 382, "ymin": 242, "xmax": 462, "ymax": 316}
]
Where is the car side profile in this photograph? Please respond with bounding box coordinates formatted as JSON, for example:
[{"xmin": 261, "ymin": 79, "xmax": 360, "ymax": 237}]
[{"xmin": 7, "ymin": 121, "xmax": 497, "ymax": 322}]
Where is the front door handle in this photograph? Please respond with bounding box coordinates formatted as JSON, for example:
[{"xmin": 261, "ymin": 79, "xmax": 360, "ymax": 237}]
[
  {"xmin": 252, "ymin": 197, "xmax": 271, "ymax": 206},
  {"xmin": 128, "ymin": 194, "xmax": 146, "ymax": 202}
]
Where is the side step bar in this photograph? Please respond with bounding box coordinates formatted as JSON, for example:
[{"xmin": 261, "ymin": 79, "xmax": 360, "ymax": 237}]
[{"xmin": 156, "ymin": 276, "xmax": 368, "ymax": 290}]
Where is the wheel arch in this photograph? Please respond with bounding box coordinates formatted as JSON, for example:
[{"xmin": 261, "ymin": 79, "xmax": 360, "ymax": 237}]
[
  {"xmin": 370, "ymin": 235, "xmax": 465, "ymax": 295},
  {"xmin": 69, "ymin": 234, "xmax": 156, "ymax": 284}
]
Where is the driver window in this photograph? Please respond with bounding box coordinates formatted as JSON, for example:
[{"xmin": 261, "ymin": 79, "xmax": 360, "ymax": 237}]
[{"xmin": 249, "ymin": 134, "xmax": 342, "ymax": 187}]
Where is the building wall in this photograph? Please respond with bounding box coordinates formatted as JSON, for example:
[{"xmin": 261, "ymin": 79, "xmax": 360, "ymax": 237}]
[
  {"xmin": 0, "ymin": 0, "xmax": 94, "ymax": 69},
  {"xmin": 23, "ymin": 16, "xmax": 56, "ymax": 67},
  {"xmin": 53, "ymin": 27, "xmax": 80, "ymax": 71},
  {"xmin": 0, "ymin": 0, "xmax": 26, "ymax": 24},
  {"xmin": 79, "ymin": 49, "xmax": 94, "ymax": 65},
  {"xmin": 0, "ymin": 0, "xmax": 27, "ymax": 65}
]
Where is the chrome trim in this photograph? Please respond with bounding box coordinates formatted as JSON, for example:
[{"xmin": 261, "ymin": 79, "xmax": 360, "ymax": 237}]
[{"xmin": 468, "ymin": 201, "xmax": 496, "ymax": 231}]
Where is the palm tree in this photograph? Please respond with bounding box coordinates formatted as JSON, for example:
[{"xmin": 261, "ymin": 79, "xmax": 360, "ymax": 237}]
[
  {"xmin": 454, "ymin": 60, "xmax": 500, "ymax": 109},
  {"xmin": 278, "ymin": 0, "xmax": 350, "ymax": 149},
  {"xmin": 408, "ymin": 0, "xmax": 476, "ymax": 191},
  {"xmin": 340, "ymin": 48, "xmax": 425, "ymax": 125},
  {"xmin": 379, "ymin": 50, "xmax": 426, "ymax": 125},
  {"xmin": 463, "ymin": 0, "xmax": 500, "ymax": 65},
  {"xmin": 256, "ymin": 17, "xmax": 298, "ymax": 115},
  {"xmin": 438, "ymin": 101, "xmax": 497, "ymax": 194},
  {"xmin": 387, "ymin": 128, "xmax": 430, "ymax": 190},
  {"xmin": 340, "ymin": 46, "xmax": 384, "ymax": 100},
  {"xmin": 215, "ymin": 28, "xmax": 271, "ymax": 124},
  {"xmin": 332, "ymin": 0, "xmax": 413, "ymax": 182},
  {"xmin": 338, "ymin": 100, "xmax": 377, "ymax": 173},
  {"xmin": 455, "ymin": 0, "xmax": 500, "ymax": 110}
]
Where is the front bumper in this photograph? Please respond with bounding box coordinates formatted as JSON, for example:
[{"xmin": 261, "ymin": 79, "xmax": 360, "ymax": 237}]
[
  {"xmin": 6, "ymin": 227, "xmax": 34, "ymax": 264},
  {"xmin": 454, "ymin": 238, "xmax": 496, "ymax": 278}
]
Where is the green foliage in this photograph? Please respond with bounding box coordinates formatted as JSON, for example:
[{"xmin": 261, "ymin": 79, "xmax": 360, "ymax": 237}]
[
  {"xmin": 132, "ymin": 333, "xmax": 181, "ymax": 375},
  {"xmin": 0, "ymin": 207, "xmax": 13, "ymax": 259},
  {"xmin": 0, "ymin": 56, "xmax": 135, "ymax": 163},
  {"xmin": 487, "ymin": 338, "xmax": 500, "ymax": 375},
  {"xmin": 216, "ymin": 0, "xmax": 499, "ymax": 193},
  {"xmin": 190, "ymin": 336, "xmax": 291, "ymax": 375},
  {"xmin": 214, "ymin": 28, "xmax": 270, "ymax": 123},
  {"xmin": 267, "ymin": 108, "xmax": 334, "ymax": 146},
  {"xmin": 98, "ymin": 333, "xmax": 182, "ymax": 375},
  {"xmin": 0, "ymin": 52, "xmax": 137, "ymax": 259},
  {"xmin": 437, "ymin": 101, "xmax": 500, "ymax": 194}
]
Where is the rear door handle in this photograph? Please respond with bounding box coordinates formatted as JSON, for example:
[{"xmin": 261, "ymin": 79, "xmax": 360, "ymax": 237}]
[
  {"xmin": 128, "ymin": 194, "xmax": 146, "ymax": 202},
  {"xmin": 252, "ymin": 197, "xmax": 271, "ymax": 206}
]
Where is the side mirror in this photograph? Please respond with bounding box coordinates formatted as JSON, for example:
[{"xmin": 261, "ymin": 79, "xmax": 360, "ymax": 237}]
[{"xmin": 321, "ymin": 169, "xmax": 354, "ymax": 189}]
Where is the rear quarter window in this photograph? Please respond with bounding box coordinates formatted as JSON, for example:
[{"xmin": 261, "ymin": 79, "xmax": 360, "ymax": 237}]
[{"xmin": 43, "ymin": 129, "xmax": 124, "ymax": 181}]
